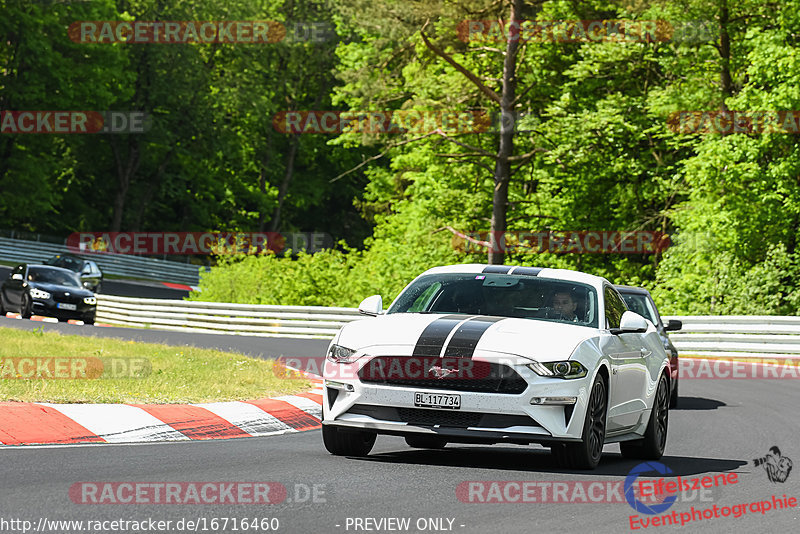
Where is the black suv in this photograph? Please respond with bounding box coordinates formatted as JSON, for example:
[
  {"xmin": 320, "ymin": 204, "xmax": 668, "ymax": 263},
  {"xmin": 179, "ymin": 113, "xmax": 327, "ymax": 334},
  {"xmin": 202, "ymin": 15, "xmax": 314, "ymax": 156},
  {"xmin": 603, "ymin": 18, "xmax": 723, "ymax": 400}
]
[
  {"xmin": 45, "ymin": 254, "xmax": 103, "ymax": 292},
  {"xmin": 615, "ymin": 285, "xmax": 682, "ymax": 407}
]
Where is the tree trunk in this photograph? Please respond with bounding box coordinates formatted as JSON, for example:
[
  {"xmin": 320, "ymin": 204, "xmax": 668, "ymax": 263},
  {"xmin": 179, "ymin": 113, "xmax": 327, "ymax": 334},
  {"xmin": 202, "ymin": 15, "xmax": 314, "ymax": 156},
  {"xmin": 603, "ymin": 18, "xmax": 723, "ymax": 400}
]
[
  {"xmin": 110, "ymin": 138, "xmax": 141, "ymax": 232},
  {"xmin": 488, "ymin": 0, "xmax": 522, "ymax": 265},
  {"xmin": 268, "ymin": 135, "xmax": 299, "ymax": 233},
  {"xmin": 719, "ymin": 0, "xmax": 732, "ymax": 109}
]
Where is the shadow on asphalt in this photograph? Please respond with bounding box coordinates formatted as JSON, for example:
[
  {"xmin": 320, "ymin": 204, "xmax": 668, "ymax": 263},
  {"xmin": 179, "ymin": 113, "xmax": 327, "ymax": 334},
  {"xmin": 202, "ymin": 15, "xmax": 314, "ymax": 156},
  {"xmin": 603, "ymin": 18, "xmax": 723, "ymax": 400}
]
[
  {"xmin": 672, "ymin": 397, "xmax": 727, "ymax": 411},
  {"xmin": 355, "ymin": 446, "xmax": 746, "ymax": 477}
]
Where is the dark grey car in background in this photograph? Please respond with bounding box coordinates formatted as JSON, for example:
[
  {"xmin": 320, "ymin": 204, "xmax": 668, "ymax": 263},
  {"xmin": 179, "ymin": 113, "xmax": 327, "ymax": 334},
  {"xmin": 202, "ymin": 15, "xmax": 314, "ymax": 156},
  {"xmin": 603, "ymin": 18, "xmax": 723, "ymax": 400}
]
[
  {"xmin": 45, "ymin": 254, "xmax": 103, "ymax": 293},
  {"xmin": 615, "ymin": 285, "xmax": 682, "ymax": 407}
]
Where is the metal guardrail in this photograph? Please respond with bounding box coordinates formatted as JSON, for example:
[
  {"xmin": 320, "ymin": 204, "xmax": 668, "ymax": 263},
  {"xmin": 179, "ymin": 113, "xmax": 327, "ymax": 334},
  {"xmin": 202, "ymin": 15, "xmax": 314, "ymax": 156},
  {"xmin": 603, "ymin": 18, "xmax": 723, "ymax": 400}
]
[
  {"xmin": 94, "ymin": 297, "xmax": 800, "ymax": 353},
  {"xmin": 97, "ymin": 294, "xmax": 364, "ymax": 338},
  {"xmin": 0, "ymin": 236, "xmax": 205, "ymax": 285},
  {"xmin": 664, "ymin": 315, "xmax": 800, "ymax": 358}
]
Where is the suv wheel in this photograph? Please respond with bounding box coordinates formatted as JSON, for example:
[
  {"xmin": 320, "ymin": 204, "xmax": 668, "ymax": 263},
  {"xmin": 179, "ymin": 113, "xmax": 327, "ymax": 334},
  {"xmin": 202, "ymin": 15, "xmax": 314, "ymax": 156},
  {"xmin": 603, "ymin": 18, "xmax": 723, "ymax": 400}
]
[{"xmin": 620, "ymin": 374, "xmax": 669, "ymax": 460}]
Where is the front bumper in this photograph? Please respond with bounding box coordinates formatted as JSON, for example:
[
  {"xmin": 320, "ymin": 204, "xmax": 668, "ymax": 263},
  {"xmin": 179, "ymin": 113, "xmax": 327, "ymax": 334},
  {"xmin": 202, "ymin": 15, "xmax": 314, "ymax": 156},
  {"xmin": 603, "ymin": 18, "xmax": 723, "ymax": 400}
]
[
  {"xmin": 32, "ymin": 299, "xmax": 96, "ymax": 321},
  {"xmin": 322, "ymin": 357, "xmax": 594, "ymax": 443}
]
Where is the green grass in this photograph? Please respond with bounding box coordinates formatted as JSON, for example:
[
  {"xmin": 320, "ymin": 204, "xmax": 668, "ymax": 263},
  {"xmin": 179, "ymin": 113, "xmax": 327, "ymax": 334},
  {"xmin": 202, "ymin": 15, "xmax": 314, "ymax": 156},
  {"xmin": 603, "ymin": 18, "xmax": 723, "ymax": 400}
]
[{"xmin": 0, "ymin": 327, "xmax": 310, "ymax": 403}]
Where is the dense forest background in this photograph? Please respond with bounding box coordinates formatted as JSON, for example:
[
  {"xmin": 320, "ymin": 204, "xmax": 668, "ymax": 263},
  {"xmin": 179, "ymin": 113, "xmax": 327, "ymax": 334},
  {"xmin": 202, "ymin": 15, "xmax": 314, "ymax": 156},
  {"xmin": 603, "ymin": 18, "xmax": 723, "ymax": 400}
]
[{"xmin": 2, "ymin": 0, "xmax": 800, "ymax": 314}]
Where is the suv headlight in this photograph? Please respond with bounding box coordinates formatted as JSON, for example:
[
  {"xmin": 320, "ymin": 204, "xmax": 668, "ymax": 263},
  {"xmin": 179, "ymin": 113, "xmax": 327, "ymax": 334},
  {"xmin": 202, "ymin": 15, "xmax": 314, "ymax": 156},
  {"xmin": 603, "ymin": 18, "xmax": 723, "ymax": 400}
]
[
  {"xmin": 326, "ymin": 344, "xmax": 359, "ymax": 363},
  {"xmin": 527, "ymin": 360, "xmax": 588, "ymax": 379},
  {"xmin": 83, "ymin": 297, "xmax": 97, "ymax": 305},
  {"xmin": 30, "ymin": 288, "xmax": 51, "ymax": 299}
]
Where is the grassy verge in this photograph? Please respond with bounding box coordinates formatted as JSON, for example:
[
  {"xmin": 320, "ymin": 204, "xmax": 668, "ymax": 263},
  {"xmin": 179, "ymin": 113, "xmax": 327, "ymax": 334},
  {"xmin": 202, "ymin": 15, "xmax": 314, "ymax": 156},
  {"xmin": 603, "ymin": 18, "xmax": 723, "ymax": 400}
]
[{"xmin": 0, "ymin": 327, "xmax": 310, "ymax": 403}]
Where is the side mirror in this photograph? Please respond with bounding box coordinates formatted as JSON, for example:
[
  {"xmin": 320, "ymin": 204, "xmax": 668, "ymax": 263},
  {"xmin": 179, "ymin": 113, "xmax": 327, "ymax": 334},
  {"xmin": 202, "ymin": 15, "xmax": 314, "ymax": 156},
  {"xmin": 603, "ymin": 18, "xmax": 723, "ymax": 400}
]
[
  {"xmin": 665, "ymin": 319, "xmax": 682, "ymax": 332},
  {"xmin": 611, "ymin": 311, "xmax": 649, "ymax": 334},
  {"xmin": 358, "ymin": 295, "xmax": 383, "ymax": 316},
  {"xmin": 83, "ymin": 281, "xmax": 92, "ymax": 289},
  {"xmin": 11, "ymin": 274, "xmax": 23, "ymax": 281}
]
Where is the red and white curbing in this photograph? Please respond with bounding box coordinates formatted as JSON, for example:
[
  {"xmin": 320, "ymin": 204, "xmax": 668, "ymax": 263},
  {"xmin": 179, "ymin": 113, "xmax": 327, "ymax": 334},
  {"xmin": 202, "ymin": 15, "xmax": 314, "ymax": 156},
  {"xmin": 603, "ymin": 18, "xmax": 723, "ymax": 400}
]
[
  {"xmin": 0, "ymin": 378, "xmax": 324, "ymax": 446},
  {"xmin": 4, "ymin": 311, "xmax": 112, "ymax": 327},
  {"xmin": 162, "ymin": 282, "xmax": 200, "ymax": 292}
]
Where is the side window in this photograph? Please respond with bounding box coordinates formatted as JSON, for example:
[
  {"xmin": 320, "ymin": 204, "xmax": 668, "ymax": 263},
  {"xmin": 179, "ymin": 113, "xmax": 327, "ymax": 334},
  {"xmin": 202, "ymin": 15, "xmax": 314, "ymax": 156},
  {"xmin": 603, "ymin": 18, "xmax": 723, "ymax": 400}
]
[
  {"xmin": 408, "ymin": 282, "xmax": 441, "ymax": 312},
  {"xmin": 90, "ymin": 262, "xmax": 100, "ymax": 274},
  {"xmin": 643, "ymin": 296, "xmax": 660, "ymax": 326},
  {"xmin": 604, "ymin": 286, "xmax": 627, "ymax": 329}
]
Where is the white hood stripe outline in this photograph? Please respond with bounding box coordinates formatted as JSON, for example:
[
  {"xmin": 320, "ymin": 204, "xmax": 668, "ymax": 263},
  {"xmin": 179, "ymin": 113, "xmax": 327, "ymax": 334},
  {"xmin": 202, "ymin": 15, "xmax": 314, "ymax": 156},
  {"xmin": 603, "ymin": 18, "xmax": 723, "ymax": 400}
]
[
  {"xmin": 411, "ymin": 314, "xmax": 465, "ymax": 358},
  {"xmin": 411, "ymin": 314, "xmax": 509, "ymax": 361},
  {"xmin": 443, "ymin": 316, "xmax": 506, "ymax": 359}
]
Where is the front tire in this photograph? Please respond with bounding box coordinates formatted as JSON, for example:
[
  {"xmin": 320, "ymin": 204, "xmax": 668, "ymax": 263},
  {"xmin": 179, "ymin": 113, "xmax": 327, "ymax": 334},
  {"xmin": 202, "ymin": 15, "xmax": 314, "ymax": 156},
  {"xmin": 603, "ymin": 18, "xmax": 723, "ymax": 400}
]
[
  {"xmin": 669, "ymin": 378, "xmax": 678, "ymax": 408},
  {"xmin": 620, "ymin": 373, "xmax": 669, "ymax": 460},
  {"xmin": 405, "ymin": 435, "xmax": 447, "ymax": 449},
  {"xmin": 20, "ymin": 294, "xmax": 32, "ymax": 319},
  {"xmin": 551, "ymin": 374, "xmax": 607, "ymax": 470},
  {"xmin": 322, "ymin": 424, "xmax": 376, "ymax": 457}
]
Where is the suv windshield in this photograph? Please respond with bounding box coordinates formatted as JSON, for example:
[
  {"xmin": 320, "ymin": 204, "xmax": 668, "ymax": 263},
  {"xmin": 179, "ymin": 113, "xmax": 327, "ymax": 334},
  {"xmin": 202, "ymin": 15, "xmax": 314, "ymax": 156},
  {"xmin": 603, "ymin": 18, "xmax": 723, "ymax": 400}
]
[
  {"xmin": 27, "ymin": 267, "xmax": 82, "ymax": 288},
  {"xmin": 620, "ymin": 292, "xmax": 658, "ymax": 325},
  {"xmin": 388, "ymin": 273, "xmax": 598, "ymax": 328},
  {"xmin": 46, "ymin": 256, "xmax": 83, "ymax": 272}
]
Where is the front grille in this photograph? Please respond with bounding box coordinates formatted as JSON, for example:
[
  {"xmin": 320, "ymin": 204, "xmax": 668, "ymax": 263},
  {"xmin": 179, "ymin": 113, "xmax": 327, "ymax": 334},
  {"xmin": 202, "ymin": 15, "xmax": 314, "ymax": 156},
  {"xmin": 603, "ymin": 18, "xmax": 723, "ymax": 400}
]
[
  {"xmin": 357, "ymin": 356, "xmax": 528, "ymax": 394},
  {"xmin": 346, "ymin": 404, "xmax": 539, "ymax": 429},
  {"xmin": 54, "ymin": 294, "xmax": 83, "ymax": 304},
  {"xmin": 398, "ymin": 408, "xmax": 482, "ymax": 427}
]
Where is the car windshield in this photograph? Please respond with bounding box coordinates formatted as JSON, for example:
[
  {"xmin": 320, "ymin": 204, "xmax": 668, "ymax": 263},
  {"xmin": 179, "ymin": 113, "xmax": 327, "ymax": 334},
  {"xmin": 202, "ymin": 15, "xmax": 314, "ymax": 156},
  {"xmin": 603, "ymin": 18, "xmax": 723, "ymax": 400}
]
[
  {"xmin": 46, "ymin": 256, "xmax": 83, "ymax": 272},
  {"xmin": 388, "ymin": 273, "xmax": 598, "ymax": 328},
  {"xmin": 27, "ymin": 267, "xmax": 82, "ymax": 288},
  {"xmin": 620, "ymin": 292, "xmax": 659, "ymax": 325}
]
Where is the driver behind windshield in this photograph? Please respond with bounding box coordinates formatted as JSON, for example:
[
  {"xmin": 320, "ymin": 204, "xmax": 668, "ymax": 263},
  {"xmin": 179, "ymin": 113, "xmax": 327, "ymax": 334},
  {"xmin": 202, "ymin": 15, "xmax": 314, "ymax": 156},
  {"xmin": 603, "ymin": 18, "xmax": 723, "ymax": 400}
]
[{"xmin": 552, "ymin": 290, "xmax": 579, "ymax": 322}]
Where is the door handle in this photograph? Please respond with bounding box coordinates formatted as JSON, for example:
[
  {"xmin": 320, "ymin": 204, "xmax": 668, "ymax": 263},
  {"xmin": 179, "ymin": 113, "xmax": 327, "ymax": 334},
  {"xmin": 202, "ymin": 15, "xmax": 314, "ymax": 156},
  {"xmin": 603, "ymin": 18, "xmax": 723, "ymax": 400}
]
[{"xmin": 640, "ymin": 348, "xmax": 651, "ymax": 357}]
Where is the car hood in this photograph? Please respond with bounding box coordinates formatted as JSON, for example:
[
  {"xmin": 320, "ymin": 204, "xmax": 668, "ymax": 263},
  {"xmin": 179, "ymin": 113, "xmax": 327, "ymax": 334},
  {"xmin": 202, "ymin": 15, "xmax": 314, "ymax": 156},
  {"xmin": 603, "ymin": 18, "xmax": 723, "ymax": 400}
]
[
  {"xmin": 30, "ymin": 282, "xmax": 93, "ymax": 298},
  {"xmin": 336, "ymin": 313, "xmax": 599, "ymax": 362}
]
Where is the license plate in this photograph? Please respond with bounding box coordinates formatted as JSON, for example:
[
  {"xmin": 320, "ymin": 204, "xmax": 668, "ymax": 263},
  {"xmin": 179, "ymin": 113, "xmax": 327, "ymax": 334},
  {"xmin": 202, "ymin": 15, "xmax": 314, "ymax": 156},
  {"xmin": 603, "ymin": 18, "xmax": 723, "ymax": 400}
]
[
  {"xmin": 414, "ymin": 392, "xmax": 461, "ymax": 409},
  {"xmin": 57, "ymin": 303, "xmax": 77, "ymax": 310}
]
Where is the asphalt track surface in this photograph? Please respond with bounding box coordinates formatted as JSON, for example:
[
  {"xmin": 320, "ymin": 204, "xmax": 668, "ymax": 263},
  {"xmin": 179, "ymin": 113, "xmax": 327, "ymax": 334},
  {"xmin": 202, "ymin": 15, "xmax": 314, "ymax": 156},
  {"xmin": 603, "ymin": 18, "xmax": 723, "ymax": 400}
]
[{"xmin": 1, "ymin": 321, "xmax": 799, "ymax": 532}]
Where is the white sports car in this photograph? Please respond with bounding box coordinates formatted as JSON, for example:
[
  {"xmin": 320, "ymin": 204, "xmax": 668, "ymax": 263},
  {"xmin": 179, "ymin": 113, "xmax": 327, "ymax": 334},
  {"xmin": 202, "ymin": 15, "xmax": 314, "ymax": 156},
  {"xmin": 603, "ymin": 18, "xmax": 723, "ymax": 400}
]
[{"xmin": 321, "ymin": 264, "xmax": 671, "ymax": 469}]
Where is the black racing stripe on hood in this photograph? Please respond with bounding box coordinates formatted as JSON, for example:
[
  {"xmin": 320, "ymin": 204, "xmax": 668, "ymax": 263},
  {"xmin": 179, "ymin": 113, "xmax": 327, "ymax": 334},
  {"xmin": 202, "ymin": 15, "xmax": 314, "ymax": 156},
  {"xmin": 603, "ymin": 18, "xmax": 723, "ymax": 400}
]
[
  {"xmin": 443, "ymin": 316, "xmax": 506, "ymax": 359},
  {"xmin": 510, "ymin": 266, "xmax": 542, "ymax": 276},
  {"xmin": 411, "ymin": 314, "xmax": 465, "ymax": 358},
  {"xmin": 482, "ymin": 265, "xmax": 512, "ymax": 274}
]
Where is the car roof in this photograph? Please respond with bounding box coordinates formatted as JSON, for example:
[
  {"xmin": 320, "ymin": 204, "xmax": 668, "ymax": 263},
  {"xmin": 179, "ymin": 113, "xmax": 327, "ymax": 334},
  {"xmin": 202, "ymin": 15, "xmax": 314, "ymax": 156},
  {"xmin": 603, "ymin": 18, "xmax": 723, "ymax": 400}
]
[
  {"xmin": 25, "ymin": 264, "xmax": 77, "ymax": 274},
  {"xmin": 614, "ymin": 284, "xmax": 652, "ymax": 297},
  {"xmin": 420, "ymin": 264, "xmax": 609, "ymax": 288}
]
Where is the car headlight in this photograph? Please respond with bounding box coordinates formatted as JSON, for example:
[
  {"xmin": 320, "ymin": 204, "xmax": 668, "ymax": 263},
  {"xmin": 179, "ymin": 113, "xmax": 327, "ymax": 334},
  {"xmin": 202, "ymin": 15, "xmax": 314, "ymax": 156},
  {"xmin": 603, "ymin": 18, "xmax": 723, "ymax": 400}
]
[
  {"xmin": 83, "ymin": 297, "xmax": 97, "ymax": 305},
  {"xmin": 30, "ymin": 288, "xmax": 51, "ymax": 299},
  {"xmin": 527, "ymin": 360, "xmax": 588, "ymax": 379},
  {"xmin": 326, "ymin": 344, "xmax": 359, "ymax": 363}
]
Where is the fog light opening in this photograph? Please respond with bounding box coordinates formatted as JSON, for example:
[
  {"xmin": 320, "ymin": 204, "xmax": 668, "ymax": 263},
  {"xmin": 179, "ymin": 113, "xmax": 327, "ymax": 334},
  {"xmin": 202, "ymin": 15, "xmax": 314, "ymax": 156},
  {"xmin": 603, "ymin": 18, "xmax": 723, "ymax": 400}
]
[{"xmin": 530, "ymin": 396, "xmax": 577, "ymax": 405}]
